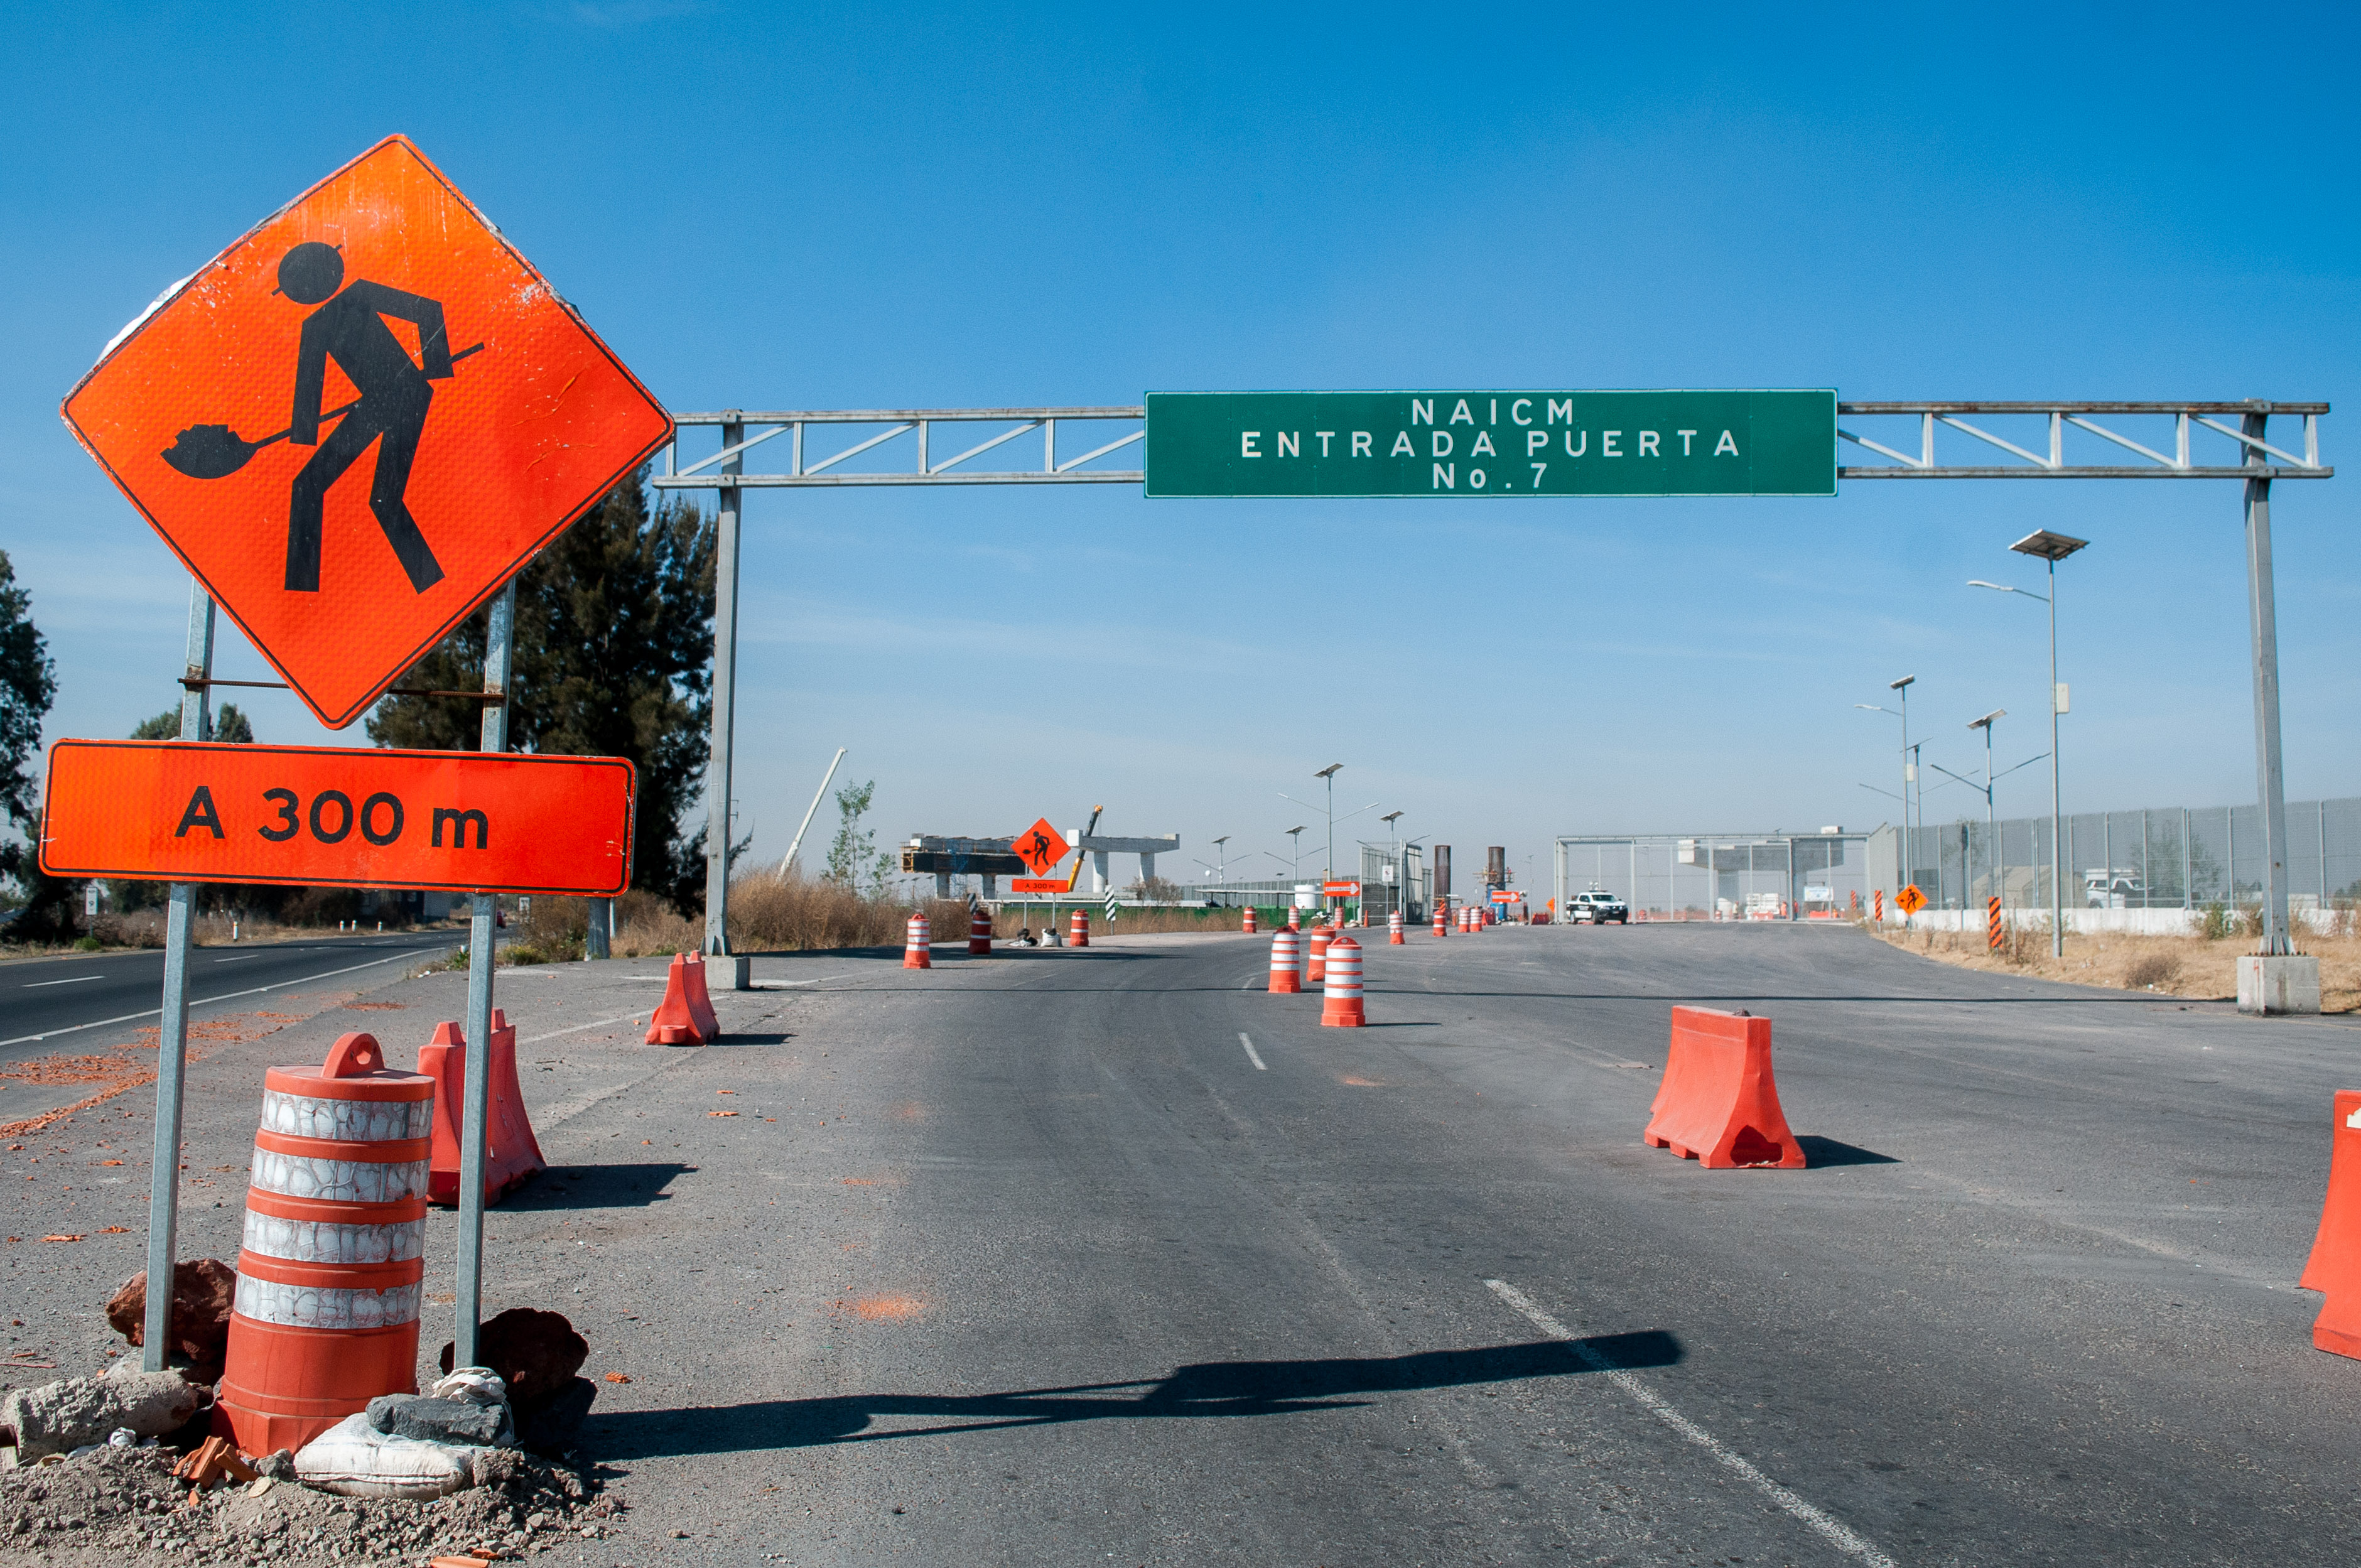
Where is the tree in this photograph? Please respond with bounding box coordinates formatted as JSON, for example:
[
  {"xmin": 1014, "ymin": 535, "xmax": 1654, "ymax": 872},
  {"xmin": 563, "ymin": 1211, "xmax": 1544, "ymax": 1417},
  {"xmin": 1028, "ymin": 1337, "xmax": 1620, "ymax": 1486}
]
[
  {"xmin": 0, "ymin": 549, "xmax": 63, "ymax": 930},
  {"xmin": 823, "ymin": 779, "xmax": 893, "ymax": 895},
  {"xmin": 367, "ymin": 469, "xmax": 716, "ymax": 910},
  {"xmin": 131, "ymin": 702, "xmax": 253, "ymax": 743}
]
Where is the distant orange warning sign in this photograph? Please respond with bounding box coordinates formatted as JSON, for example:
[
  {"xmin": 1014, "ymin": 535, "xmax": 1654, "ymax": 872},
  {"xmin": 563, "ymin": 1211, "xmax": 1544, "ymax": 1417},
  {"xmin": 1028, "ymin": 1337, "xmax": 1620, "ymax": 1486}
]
[
  {"xmin": 1896, "ymin": 884, "xmax": 1927, "ymax": 915},
  {"xmin": 59, "ymin": 135, "xmax": 673, "ymax": 729},
  {"xmin": 40, "ymin": 740, "xmax": 635, "ymax": 896},
  {"xmin": 1012, "ymin": 818, "xmax": 1069, "ymax": 877}
]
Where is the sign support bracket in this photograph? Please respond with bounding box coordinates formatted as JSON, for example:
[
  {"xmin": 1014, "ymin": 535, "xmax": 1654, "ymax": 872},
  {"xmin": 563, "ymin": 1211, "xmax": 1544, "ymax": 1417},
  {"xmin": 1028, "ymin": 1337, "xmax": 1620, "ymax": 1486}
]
[
  {"xmin": 453, "ymin": 579, "xmax": 516, "ymax": 1370},
  {"xmin": 141, "ymin": 581, "xmax": 214, "ymax": 1371}
]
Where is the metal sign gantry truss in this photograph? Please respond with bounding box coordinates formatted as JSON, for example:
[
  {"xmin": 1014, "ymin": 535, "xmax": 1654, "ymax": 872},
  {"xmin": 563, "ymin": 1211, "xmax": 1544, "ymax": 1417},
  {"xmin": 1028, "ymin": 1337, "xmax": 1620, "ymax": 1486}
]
[{"xmin": 651, "ymin": 397, "xmax": 2328, "ymax": 963}]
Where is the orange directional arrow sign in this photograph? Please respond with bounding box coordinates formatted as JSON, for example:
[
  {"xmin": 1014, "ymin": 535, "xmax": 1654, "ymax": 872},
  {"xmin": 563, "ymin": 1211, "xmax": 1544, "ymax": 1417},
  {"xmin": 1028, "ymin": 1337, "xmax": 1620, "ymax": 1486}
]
[
  {"xmin": 1012, "ymin": 818, "xmax": 1069, "ymax": 877},
  {"xmin": 59, "ymin": 135, "xmax": 673, "ymax": 729}
]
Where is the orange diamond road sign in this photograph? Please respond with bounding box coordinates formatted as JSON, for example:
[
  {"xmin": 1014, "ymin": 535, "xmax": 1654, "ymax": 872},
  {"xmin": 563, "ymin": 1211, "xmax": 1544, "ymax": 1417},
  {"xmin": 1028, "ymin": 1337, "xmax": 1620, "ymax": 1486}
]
[
  {"xmin": 1896, "ymin": 884, "xmax": 1928, "ymax": 915},
  {"xmin": 40, "ymin": 740, "xmax": 635, "ymax": 896},
  {"xmin": 60, "ymin": 135, "xmax": 673, "ymax": 729},
  {"xmin": 1012, "ymin": 817, "xmax": 1069, "ymax": 877}
]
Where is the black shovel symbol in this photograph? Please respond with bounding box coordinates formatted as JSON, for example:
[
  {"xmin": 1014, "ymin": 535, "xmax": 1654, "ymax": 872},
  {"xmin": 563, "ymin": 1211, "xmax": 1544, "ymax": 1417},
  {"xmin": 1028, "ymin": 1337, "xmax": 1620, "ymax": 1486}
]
[{"xmin": 159, "ymin": 342, "xmax": 486, "ymax": 479}]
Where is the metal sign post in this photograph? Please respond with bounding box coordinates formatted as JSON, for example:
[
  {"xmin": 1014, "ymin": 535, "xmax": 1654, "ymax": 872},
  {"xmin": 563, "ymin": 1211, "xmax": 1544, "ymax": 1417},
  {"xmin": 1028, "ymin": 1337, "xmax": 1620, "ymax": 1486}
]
[
  {"xmin": 453, "ymin": 580, "xmax": 514, "ymax": 1370},
  {"xmin": 141, "ymin": 581, "xmax": 213, "ymax": 1370}
]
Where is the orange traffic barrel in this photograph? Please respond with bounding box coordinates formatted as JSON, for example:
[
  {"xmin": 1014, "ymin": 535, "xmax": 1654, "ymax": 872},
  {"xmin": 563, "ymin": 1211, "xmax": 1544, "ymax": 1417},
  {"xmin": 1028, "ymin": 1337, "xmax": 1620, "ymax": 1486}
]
[
  {"xmin": 1268, "ymin": 929, "xmax": 1301, "ymax": 993},
  {"xmin": 1069, "ymin": 909, "xmax": 1089, "ymax": 948},
  {"xmin": 217, "ymin": 1031, "xmax": 432, "ymax": 1455},
  {"xmin": 1388, "ymin": 910, "xmax": 1405, "ymax": 944},
  {"xmin": 904, "ymin": 913, "xmax": 932, "ymax": 969},
  {"xmin": 1242, "ymin": 907, "xmax": 1257, "ymax": 934},
  {"xmin": 969, "ymin": 906, "xmax": 993, "ymax": 956},
  {"xmin": 1321, "ymin": 934, "xmax": 1366, "ymax": 1027},
  {"xmin": 1308, "ymin": 927, "xmax": 1331, "ymax": 985}
]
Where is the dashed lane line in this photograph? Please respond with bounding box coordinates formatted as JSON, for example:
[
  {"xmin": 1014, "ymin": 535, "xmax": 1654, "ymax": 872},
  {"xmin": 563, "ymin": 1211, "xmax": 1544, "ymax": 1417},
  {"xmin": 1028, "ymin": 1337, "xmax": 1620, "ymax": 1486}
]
[
  {"xmin": 1238, "ymin": 1032, "xmax": 1267, "ymax": 1070},
  {"xmin": 1484, "ymin": 1279, "xmax": 1899, "ymax": 1568}
]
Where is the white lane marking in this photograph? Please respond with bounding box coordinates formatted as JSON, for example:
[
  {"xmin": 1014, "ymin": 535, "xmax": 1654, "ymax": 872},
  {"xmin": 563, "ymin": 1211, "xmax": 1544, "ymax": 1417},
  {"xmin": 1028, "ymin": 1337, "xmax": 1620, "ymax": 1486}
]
[
  {"xmin": 0, "ymin": 946, "xmax": 449, "ymax": 1050},
  {"xmin": 519, "ymin": 1013, "xmax": 645, "ymax": 1047},
  {"xmin": 1484, "ymin": 1279, "xmax": 1899, "ymax": 1568},
  {"xmin": 23, "ymin": 975, "xmax": 102, "ymax": 988},
  {"xmin": 210, "ymin": 954, "xmax": 261, "ymax": 964},
  {"xmin": 1238, "ymin": 1032, "xmax": 1267, "ymax": 1071}
]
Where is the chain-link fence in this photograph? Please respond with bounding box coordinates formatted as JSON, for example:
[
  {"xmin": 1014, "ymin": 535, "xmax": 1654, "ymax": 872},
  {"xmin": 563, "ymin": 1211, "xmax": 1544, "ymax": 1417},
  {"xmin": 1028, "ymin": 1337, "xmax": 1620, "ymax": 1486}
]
[{"xmin": 1893, "ymin": 796, "xmax": 2361, "ymax": 911}]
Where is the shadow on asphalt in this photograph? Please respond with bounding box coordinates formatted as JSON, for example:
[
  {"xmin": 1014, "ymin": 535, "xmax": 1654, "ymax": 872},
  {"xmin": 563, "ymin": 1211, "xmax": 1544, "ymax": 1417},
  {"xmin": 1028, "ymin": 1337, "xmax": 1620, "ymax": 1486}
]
[
  {"xmin": 1795, "ymin": 1135, "xmax": 1899, "ymax": 1167},
  {"xmin": 588, "ymin": 1332, "xmax": 1682, "ymax": 1457},
  {"xmin": 498, "ymin": 1162, "xmax": 694, "ymax": 1211}
]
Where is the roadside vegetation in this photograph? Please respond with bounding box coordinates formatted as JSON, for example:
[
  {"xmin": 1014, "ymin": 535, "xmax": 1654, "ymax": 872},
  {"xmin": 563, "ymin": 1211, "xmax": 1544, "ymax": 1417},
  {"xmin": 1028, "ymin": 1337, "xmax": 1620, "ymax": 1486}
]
[{"xmin": 1869, "ymin": 906, "xmax": 2361, "ymax": 1012}]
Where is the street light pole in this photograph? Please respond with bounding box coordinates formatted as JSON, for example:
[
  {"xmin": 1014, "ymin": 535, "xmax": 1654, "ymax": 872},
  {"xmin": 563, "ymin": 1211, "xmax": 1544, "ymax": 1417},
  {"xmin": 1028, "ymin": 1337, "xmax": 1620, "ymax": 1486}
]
[
  {"xmin": 1381, "ymin": 810, "xmax": 1403, "ymax": 921},
  {"xmin": 1314, "ymin": 764, "xmax": 1343, "ymax": 892},
  {"xmin": 1967, "ymin": 709, "xmax": 2004, "ymax": 921},
  {"xmin": 1972, "ymin": 530, "xmax": 2087, "ymax": 958},
  {"xmin": 1891, "ymin": 675, "xmax": 1915, "ymax": 855}
]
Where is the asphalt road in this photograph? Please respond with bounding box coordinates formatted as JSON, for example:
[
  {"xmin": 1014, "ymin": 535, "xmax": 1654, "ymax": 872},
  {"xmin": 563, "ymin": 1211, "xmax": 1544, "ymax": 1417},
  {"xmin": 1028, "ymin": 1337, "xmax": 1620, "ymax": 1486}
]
[
  {"xmin": 0, "ymin": 929, "xmax": 464, "ymax": 1066},
  {"xmin": 8, "ymin": 922, "xmax": 2361, "ymax": 1567}
]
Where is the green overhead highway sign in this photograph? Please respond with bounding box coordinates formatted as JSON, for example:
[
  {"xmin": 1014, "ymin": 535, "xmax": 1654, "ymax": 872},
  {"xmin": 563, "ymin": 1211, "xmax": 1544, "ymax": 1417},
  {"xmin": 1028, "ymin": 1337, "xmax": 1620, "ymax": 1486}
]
[{"xmin": 1144, "ymin": 389, "xmax": 1835, "ymax": 498}]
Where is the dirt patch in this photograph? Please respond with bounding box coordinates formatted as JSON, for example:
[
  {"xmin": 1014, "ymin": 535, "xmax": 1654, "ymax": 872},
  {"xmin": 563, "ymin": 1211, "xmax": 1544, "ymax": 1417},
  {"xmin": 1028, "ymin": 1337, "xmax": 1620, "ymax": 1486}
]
[
  {"xmin": 0, "ymin": 1010, "xmax": 313, "ymax": 1139},
  {"xmin": 843, "ymin": 1294, "xmax": 924, "ymax": 1321},
  {"xmin": 1872, "ymin": 925, "xmax": 2361, "ymax": 1011},
  {"xmin": 0, "ymin": 1438, "xmax": 617, "ymax": 1565}
]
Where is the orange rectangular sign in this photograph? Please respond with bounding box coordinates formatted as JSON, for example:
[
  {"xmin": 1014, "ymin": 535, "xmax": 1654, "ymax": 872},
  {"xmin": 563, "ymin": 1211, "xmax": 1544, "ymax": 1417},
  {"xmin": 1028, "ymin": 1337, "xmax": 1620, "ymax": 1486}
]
[
  {"xmin": 1008, "ymin": 877, "xmax": 1069, "ymax": 893},
  {"xmin": 40, "ymin": 740, "xmax": 634, "ymax": 896}
]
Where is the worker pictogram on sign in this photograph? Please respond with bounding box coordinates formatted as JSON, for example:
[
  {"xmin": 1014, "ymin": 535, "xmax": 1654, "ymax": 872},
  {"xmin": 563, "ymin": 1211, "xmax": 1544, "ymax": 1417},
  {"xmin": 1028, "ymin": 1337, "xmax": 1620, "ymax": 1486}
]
[
  {"xmin": 1896, "ymin": 884, "xmax": 1928, "ymax": 916},
  {"xmin": 1012, "ymin": 817, "xmax": 1069, "ymax": 877},
  {"xmin": 60, "ymin": 135, "xmax": 674, "ymax": 729}
]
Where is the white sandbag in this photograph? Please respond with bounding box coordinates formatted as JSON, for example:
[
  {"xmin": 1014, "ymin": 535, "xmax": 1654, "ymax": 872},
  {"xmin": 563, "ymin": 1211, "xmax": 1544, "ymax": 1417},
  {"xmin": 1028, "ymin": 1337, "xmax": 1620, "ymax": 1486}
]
[{"xmin": 293, "ymin": 1411, "xmax": 487, "ymax": 1499}]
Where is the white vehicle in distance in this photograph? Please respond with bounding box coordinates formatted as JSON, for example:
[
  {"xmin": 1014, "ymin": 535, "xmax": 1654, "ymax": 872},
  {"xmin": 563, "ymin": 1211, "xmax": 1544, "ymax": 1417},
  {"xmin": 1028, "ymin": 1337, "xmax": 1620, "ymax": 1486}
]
[{"xmin": 1567, "ymin": 889, "xmax": 1629, "ymax": 924}]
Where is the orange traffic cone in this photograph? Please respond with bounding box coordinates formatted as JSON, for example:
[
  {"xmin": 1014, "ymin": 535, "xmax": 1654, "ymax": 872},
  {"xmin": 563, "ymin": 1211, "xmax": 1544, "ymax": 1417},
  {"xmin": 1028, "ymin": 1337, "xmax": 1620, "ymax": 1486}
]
[
  {"xmin": 1268, "ymin": 929, "xmax": 1300, "ymax": 993},
  {"xmin": 2301, "ymin": 1090, "xmax": 2361, "ymax": 1358},
  {"xmin": 681, "ymin": 952, "xmax": 720, "ymax": 1037},
  {"xmin": 419, "ymin": 1009, "xmax": 547, "ymax": 1207},
  {"xmin": 1069, "ymin": 909, "xmax": 1089, "ymax": 948},
  {"xmin": 645, "ymin": 953, "xmax": 715, "ymax": 1044},
  {"xmin": 904, "ymin": 914, "xmax": 932, "ymax": 969},
  {"xmin": 1321, "ymin": 935, "xmax": 1365, "ymax": 1027}
]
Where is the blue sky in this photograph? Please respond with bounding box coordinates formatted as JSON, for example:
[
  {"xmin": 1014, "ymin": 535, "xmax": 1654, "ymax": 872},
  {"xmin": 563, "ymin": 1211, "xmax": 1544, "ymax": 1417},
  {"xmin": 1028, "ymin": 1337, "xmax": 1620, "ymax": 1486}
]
[{"xmin": 4, "ymin": 2, "xmax": 2355, "ymax": 892}]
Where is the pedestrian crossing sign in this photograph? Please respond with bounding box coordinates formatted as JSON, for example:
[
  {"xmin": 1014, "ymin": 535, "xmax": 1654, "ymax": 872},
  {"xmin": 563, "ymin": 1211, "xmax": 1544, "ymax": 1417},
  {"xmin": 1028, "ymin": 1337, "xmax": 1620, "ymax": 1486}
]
[{"xmin": 60, "ymin": 135, "xmax": 674, "ymax": 728}]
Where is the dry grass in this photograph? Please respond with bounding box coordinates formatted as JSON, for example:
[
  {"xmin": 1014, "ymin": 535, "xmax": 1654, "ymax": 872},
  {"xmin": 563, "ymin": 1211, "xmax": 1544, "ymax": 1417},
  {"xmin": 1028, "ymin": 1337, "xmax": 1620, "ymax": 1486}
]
[{"xmin": 1871, "ymin": 922, "xmax": 2361, "ymax": 1012}]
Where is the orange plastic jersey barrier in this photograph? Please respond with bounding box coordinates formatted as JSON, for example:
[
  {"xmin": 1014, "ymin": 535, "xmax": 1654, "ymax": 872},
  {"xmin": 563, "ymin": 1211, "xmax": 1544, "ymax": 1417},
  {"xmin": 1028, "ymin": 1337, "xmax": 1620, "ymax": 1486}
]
[
  {"xmin": 40, "ymin": 740, "xmax": 633, "ymax": 895},
  {"xmin": 1642, "ymin": 1006, "xmax": 1807, "ymax": 1169}
]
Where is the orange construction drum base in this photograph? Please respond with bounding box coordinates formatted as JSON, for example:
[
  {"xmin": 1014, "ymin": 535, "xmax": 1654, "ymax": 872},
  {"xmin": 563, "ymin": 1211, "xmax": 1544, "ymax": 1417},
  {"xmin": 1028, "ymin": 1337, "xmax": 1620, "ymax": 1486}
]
[{"xmin": 217, "ymin": 1313, "xmax": 419, "ymax": 1455}]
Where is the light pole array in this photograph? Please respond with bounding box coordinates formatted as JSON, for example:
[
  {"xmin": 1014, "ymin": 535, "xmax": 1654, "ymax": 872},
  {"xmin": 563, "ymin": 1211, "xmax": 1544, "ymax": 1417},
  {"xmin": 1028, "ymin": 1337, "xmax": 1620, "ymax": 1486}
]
[{"xmin": 1970, "ymin": 528, "xmax": 2087, "ymax": 957}]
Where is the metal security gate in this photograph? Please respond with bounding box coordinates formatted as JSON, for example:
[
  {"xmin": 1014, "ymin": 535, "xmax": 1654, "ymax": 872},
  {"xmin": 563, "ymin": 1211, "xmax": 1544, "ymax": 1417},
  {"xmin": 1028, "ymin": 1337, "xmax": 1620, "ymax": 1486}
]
[
  {"xmin": 651, "ymin": 399, "xmax": 2328, "ymax": 958},
  {"xmin": 1555, "ymin": 833, "xmax": 1869, "ymax": 921}
]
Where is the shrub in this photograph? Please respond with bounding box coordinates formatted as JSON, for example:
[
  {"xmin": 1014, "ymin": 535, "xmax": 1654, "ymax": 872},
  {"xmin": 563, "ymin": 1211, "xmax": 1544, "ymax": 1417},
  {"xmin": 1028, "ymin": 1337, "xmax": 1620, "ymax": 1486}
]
[
  {"xmin": 2200, "ymin": 902, "xmax": 2233, "ymax": 941},
  {"xmin": 2125, "ymin": 951, "xmax": 2181, "ymax": 988}
]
